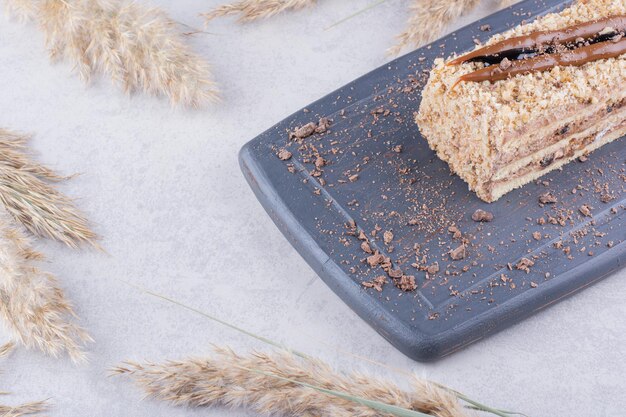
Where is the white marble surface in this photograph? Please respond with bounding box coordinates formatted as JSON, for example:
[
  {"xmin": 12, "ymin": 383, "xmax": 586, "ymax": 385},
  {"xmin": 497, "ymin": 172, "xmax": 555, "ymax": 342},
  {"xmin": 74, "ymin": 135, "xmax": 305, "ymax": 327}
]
[{"xmin": 1, "ymin": 1, "xmax": 625, "ymax": 416}]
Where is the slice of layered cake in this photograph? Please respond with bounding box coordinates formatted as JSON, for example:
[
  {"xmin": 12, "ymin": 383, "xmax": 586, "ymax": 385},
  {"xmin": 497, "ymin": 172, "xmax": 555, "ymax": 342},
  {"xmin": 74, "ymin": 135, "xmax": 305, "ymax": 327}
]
[{"xmin": 416, "ymin": 0, "xmax": 626, "ymax": 202}]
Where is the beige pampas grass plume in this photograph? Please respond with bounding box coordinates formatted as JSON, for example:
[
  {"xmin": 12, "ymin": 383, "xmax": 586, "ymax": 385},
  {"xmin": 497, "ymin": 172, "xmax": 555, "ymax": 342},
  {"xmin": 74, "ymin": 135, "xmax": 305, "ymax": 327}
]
[
  {"xmin": 0, "ymin": 401, "xmax": 48, "ymax": 417},
  {"xmin": 203, "ymin": 0, "xmax": 318, "ymax": 23},
  {"xmin": 0, "ymin": 127, "xmax": 96, "ymax": 361},
  {"xmin": 389, "ymin": 0, "xmax": 482, "ymax": 55},
  {"xmin": 0, "ymin": 210, "xmax": 92, "ymax": 362},
  {"xmin": 5, "ymin": 0, "xmax": 218, "ymax": 107},
  {"xmin": 0, "ymin": 129, "xmax": 97, "ymax": 249},
  {"xmin": 0, "ymin": 341, "xmax": 15, "ymax": 357},
  {"xmin": 114, "ymin": 347, "xmax": 472, "ymax": 417}
]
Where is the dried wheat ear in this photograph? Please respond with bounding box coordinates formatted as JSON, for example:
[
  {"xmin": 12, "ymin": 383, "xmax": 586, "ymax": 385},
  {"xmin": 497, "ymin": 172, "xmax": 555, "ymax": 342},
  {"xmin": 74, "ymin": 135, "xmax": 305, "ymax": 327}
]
[
  {"xmin": 114, "ymin": 347, "xmax": 473, "ymax": 417},
  {"xmin": 0, "ymin": 129, "xmax": 96, "ymax": 362},
  {"xmin": 5, "ymin": 0, "xmax": 219, "ymax": 107}
]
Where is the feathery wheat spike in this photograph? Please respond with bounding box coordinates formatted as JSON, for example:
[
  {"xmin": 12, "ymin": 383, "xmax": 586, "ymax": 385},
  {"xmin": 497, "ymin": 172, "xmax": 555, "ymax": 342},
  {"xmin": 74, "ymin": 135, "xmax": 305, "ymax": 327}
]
[
  {"xmin": 203, "ymin": 0, "xmax": 318, "ymax": 23},
  {"xmin": 128, "ymin": 283, "xmax": 520, "ymax": 417},
  {"xmin": 0, "ymin": 129, "xmax": 97, "ymax": 248},
  {"xmin": 389, "ymin": 0, "xmax": 482, "ymax": 55},
  {"xmin": 4, "ymin": 0, "xmax": 218, "ymax": 107},
  {"xmin": 0, "ymin": 341, "xmax": 15, "ymax": 357},
  {"xmin": 114, "ymin": 347, "xmax": 472, "ymax": 417},
  {"xmin": 2, "ymin": 0, "xmax": 37, "ymax": 21},
  {"xmin": 0, "ymin": 130, "xmax": 65, "ymax": 182},
  {"xmin": 0, "ymin": 209, "xmax": 91, "ymax": 362},
  {"xmin": 0, "ymin": 400, "xmax": 48, "ymax": 417}
]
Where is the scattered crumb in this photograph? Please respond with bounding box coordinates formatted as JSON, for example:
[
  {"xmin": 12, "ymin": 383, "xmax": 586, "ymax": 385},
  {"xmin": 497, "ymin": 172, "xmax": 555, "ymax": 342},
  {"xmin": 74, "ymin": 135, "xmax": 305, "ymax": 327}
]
[
  {"xmin": 396, "ymin": 275, "xmax": 417, "ymax": 291},
  {"xmin": 449, "ymin": 244, "xmax": 466, "ymax": 260},
  {"xmin": 277, "ymin": 149, "xmax": 292, "ymax": 160},
  {"xmin": 539, "ymin": 192, "xmax": 558, "ymax": 204},
  {"xmin": 516, "ymin": 258, "xmax": 535, "ymax": 273},
  {"xmin": 579, "ymin": 204, "xmax": 592, "ymax": 217},
  {"xmin": 362, "ymin": 275, "xmax": 387, "ymax": 292},
  {"xmin": 471, "ymin": 209, "xmax": 494, "ymax": 222},
  {"xmin": 427, "ymin": 263, "xmax": 440, "ymax": 275},
  {"xmin": 383, "ymin": 230, "xmax": 394, "ymax": 245},
  {"xmin": 292, "ymin": 122, "xmax": 317, "ymax": 139}
]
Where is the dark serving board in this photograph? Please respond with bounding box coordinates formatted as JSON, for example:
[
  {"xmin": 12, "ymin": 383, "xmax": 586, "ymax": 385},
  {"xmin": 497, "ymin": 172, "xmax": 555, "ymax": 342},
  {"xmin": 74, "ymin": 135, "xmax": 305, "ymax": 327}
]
[{"xmin": 239, "ymin": 0, "xmax": 626, "ymax": 361}]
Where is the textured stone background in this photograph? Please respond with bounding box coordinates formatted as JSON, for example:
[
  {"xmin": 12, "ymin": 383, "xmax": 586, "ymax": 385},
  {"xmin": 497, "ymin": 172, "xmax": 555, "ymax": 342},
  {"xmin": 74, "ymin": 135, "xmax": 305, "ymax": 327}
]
[{"xmin": 1, "ymin": 1, "xmax": 624, "ymax": 416}]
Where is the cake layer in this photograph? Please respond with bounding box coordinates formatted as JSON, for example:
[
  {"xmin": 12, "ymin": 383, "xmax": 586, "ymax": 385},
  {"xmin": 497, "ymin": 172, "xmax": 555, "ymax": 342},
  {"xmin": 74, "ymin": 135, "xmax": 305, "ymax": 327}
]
[
  {"xmin": 495, "ymin": 100, "xmax": 626, "ymax": 176},
  {"xmin": 481, "ymin": 120, "xmax": 626, "ymax": 202},
  {"xmin": 496, "ymin": 97, "xmax": 625, "ymax": 168},
  {"xmin": 416, "ymin": 0, "xmax": 626, "ymax": 202}
]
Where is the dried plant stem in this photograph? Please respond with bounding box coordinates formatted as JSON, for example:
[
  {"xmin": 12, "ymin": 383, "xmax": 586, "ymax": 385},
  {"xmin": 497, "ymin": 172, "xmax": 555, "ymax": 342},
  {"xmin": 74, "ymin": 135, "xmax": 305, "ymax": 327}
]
[
  {"xmin": 325, "ymin": 0, "xmax": 387, "ymax": 31},
  {"xmin": 203, "ymin": 0, "xmax": 318, "ymax": 23},
  {"xmin": 4, "ymin": 0, "xmax": 218, "ymax": 107},
  {"xmin": 0, "ymin": 209, "xmax": 91, "ymax": 362},
  {"xmin": 389, "ymin": 0, "xmax": 482, "ymax": 55},
  {"xmin": 114, "ymin": 347, "xmax": 472, "ymax": 417},
  {"xmin": 0, "ymin": 129, "xmax": 97, "ymax": 248}
]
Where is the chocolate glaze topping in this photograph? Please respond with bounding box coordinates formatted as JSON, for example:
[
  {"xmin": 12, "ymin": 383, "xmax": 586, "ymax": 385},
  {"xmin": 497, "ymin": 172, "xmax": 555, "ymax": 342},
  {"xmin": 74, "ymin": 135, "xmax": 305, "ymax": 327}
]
[
  {"xmin": 455, "ymin": 37, "xmax": 626, "ymax": 85},
  {"xmin": 448, "ymin": 15, "xmax": 626, "ymax": 65}
]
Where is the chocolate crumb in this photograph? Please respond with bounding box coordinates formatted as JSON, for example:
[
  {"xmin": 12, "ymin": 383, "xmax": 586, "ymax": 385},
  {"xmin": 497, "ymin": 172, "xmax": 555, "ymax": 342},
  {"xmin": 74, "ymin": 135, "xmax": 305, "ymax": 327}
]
[
  {"xmin": 388, "ymin": 268, "xmax": 404, "ymax": 279},
  {"xmin": 539, "ymin": 192, "xmax": 557, "ymax": 204},
  {"xmin": 396, "ymin": 275, "xmax": 417, "ymax": 291},
  {"xmin": 448, "ymin": 225, "xmax": 462, "ymax": 239},
  {"xmin": 600, "ymin": 193, "xmax": 615, "ymax": 203},
  {"xmin": 449, "ymin": 244, "xmax": 466, "ymax": 260},
  {"xmin": 579, "ymin": 204, "xmax": 592, "ymax": 217},
  {"xmin": 277, "ymin": 149, "xmax": 292, "ymax": 161},
  {"xmin": 541, "ymin": 154, "xmax": 554, "ymax": 167},
  {"xmin": 366, "ymin": 253, "xmax": 385, "ymax": 267},
  {"xmin": 315, "ymin": 117, "xmax": 331, "ymax": 134},
  {"xmin": 516, "ymin": 257, "xmax": 535, "ymax": 273},
  {"xmin": 360, "ymin": 241, "xmax": 373, "ymax": 254},
  {"xmin": 362, "ymin": 275, "xmax": 387, "ymax": 292},
  {"xmin": 427, "ymin": 263, "xmax": 440, "ymax": 275},
  {"xmin": 293, "ymin": 122, "xmax": 317, "ymax": 139},
  {"xmin": 471, "ymin": 209, "xmax": 494, "ymax": 222},
  {"xmin": 383, "ymin": 230, "xmax": 394, "ymax": 245}
]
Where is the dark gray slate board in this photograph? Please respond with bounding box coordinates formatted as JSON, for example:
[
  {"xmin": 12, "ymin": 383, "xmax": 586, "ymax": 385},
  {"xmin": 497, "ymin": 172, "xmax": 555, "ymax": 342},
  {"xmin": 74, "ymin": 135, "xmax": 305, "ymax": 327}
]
[{"xmin": 239, "ymin": 0, "xmax": 626, "ymax": 361}]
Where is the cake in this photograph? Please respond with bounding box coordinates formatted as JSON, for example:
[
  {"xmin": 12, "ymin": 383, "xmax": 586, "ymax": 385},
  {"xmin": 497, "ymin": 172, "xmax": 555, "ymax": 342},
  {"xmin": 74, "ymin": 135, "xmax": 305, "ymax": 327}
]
[{"xmin": 416, "ymin": 0, "xmax": 626, "ymax": 202}]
